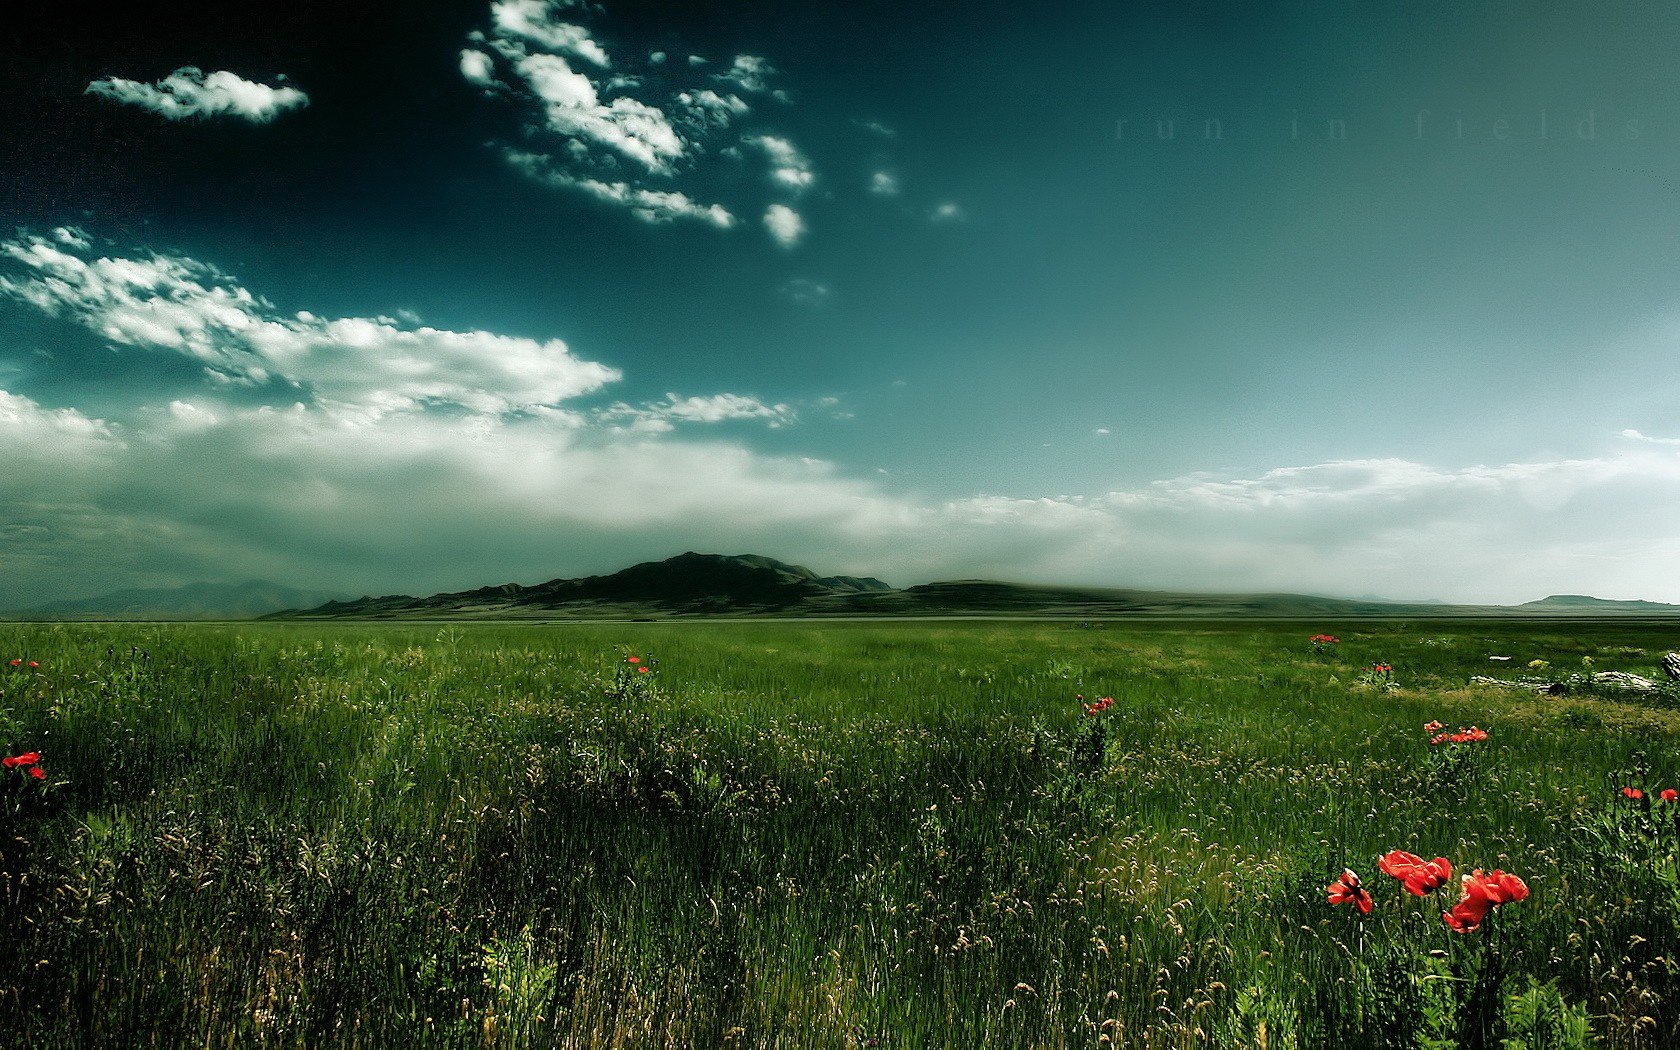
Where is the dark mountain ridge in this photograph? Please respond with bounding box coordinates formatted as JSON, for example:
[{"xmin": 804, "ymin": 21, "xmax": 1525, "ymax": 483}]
[{"xmin": 275, "ymin": 553, "xmax": 1680, "ymax": 620}]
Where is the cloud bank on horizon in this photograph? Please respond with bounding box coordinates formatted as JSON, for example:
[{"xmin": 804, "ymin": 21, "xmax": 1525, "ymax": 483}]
[{"xmin": 2, "ymin": 227, "xmax": 1678, "ymax": 608}]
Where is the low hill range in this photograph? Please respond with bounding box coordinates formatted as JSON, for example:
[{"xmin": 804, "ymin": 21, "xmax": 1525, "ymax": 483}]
[
  {"xmin": 273, "ymin": 552, "xmax": 1680, "ymax": 621},
  {"xmin": 23, "ymin": 580, "xmax": 345, "ymax": 620}
]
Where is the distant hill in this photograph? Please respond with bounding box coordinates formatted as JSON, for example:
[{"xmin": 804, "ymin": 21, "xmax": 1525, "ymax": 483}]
[
  {"xmin": 1518, "ymin": 594, "xmax": 1680, "ymax": 614},
  {"xmin": 25, "ymin": 580, "xmax": 348, "ymax": 620},
  {"xmin": 274, "ymin": 553, "xmax": 1680, "ymax": 620}
]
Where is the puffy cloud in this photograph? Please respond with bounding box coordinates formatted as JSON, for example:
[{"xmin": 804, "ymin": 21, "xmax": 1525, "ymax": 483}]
[
  {"xmin": 676, "ymin": 89, "xmax": 749, "ymax": 129},
  {"xmin": 0, "ymin": 231, "xmax": 619, "ymax": 416},
  {"xmin": 930, "ymin": 201, "xmax": 966, "ymax": 223},
  {"xmin": 1622, "ymin": 428, "xmax": 1680, "ymax": 446},
  {"xmin": 460, "ymin": 2, "xmax": 924, "ymax": 247},
  {"xmin": 869, "ymin": 171, "xmax": 900, "ymax": 196},
  {"xmin": 764, "ymin": 204, "xmax": 805, "ymax": 248},
  {"xmin": 0, "ymin": 388, "xmax": 117, "ymax": 455},
  {"xmin": 490, "ymin": 0, "xmax": 609, "ymax": 67},
  {"xmin": 460, "ymin": 49, "xmax": 500, "ymax": 88},
  {"xmin": 748, "ymin": 135, "xmax": 815, "ymax": 192},
  {"xmin": 508, "ymin": 50, "xmax": 686, "ymax": 174},
  {"xmin": 85, "ymin": 67, "xmax": 308, "ymax": 123}
]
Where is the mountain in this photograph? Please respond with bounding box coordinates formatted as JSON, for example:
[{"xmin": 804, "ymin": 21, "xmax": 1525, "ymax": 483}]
[
  {"xmin": 25, "ymin": 580, "xmax": 348, "ymax": 620},
  {"xmin": 275, "ymin": 553, "xmax": 1680, "ymax": 620},
  {"xmin": 296, "ymin": 553, "xmax": 892, "ymax": 619},
  {"xmin": 1518, "ymin": 594, "xmax": 1680, "ymax": 614}
]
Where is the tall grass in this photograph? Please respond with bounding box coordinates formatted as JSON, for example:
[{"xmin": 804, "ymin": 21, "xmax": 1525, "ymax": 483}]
[{"xmin": 0, "ymin": 619, "xmax": 1676, "ymax": 1046}]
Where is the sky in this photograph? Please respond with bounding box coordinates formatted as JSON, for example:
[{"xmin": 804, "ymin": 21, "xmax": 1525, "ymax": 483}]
[{"xmin": 3, "ymin": 0, "xmax": 1680, "ymax": 607}]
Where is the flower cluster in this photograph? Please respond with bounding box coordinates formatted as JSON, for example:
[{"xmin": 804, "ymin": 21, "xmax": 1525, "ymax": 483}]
[
  {"xmin": 626, "ymin": 655, "xmax": 650, "ymax": 675},
  {"xmin": 6, "ymin": 659, "xmax": 38, "ymax": 669},
  {"xmin": 1079, "ymin": 694, "xmax": 1114, "ymax": 716},
  {"xmin": 1329, "ymin": 850, "xmax": 1526, "ymax": 933},
  {"xmin": 1370, "ymin": 662, "xmax": 1393, "ymax": 677},
  {"xmin": 1621, "ymin": 786, "xmax": 1680, "ymax": 802},
  {"xmin": 3, "ymin": 751, "xmax": 45, "ymax": 781},
  {"xmin": 1442, "ymin": 869, "xmax": 1529, "ymax": 933},
  {"xmin": 1310, "ymin": 633, "xmax": 1340, "ymax": 653},
  {"xmin": 1378, "ymin": 850, "xmax": 1453, "ymax": 895},
  {"xmin": 1428, "ymin": 723, "xmax": 1488, "ymax": 746}
]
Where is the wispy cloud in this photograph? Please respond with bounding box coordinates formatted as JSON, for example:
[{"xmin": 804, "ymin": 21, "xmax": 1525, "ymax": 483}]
[{"xmin": 86, "ymin": 67, "xmax": 308, "ymax": 123}]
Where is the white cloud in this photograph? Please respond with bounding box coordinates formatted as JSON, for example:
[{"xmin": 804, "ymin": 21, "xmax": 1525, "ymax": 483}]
[
  {"xmin": 0, "ymin": 231, "xmax": 619, "ymax": 417},
  {"xmin": 649, "ymin": 51, "xmax": 667, "ymax": 65},
  {"xmin": 931, "ymin": 202, "xmax": 966, "ymax": 223},
  {"xmin": 1094, "ymin": 428, "xmax": 1111, "ymax": 435},
  {"xmin": 764, "ymin": 204, "xmax": 805, "ymax": 248},
  {"xmin": 0, "ymin": 389, "xmax": 116, "ymax": 454},
  {"xmin": 676, "ymin": 89, "xmax": 749, "ymax": 129},
  {"xmin": 749, "ymin": 135, "xmax": 815, "ymax": 192},
  {"xmin": 504, "ymin": 151, "xmax": 733, "ymax": 226},
  {"xmin": 460, "ymin": 49, "xmax": 500, "ymax": 88},
  {"xmin": 508, "ymin": 50, "xmax": 686, "ymax": 174},
  {"xmin": 778, "ymin": 278, "xmax": 830, "ymax": 306},
  {"xmin": 854, "ymin": 119, "xmax": 896, "ymax": 137},
  {"xmin": 869, "ymin": 171, "xmax": 899, "ymax": 196},
  {"xmin": 85, "ymin": 67, "xmax": 308, "ymax": 123},
  {"xmin": 714, "ymin": 55, "xmax": 776, "ymax": 94},
  {"xmin": 489, "ymin": 0, "xmax": 609, "ymax": 67},
  {"xmin": 1622, "ymin": 428, "xmax": 1680, "ymax": 446},
  {"xmin": 598, "ymin": 393, "xmax": 797, "ymax": 432}
]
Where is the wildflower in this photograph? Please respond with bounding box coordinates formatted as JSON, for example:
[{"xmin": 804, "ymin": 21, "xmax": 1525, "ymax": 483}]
[
  {"xmin": 637, "ymin": 666, "xmax": 650, "ymax": 674},
  {"xmin": 1327, "ymin": 868, "xmax": 1373, "ymax": 914},
  {"xmin": 1311, "ymin": 634, "xmax": 1339, "ymax": 644},
  {"xmin": 6, "ymin": 660, "xmax": 17, "ymax": 667},
  {"xmin": 26, "ymin": 767, "xmax": 44, "ymax": 780},
  {"xmin": 1442, "ymin": 868, "xmax": 1528, "ymax": 933},
  {"xmin": 1082, "ymin": 696, "xmax": 1114, "ymax": 716},
  {"xmin": 1378, "ymin": 851, "xmax": 1453, "ymax": 895},
  {"xmin": 627, "ymin": 656, "xmax": 641, "ymax": 664},
  {"xmin": 1423, "ymin": 720, "xmax": 1443, "ymax": 733},
  {"xmin": 1622, "ymin": 787, "xmax": 1645, "ymax": 800},
  {"xmin": 2, "ymin": 752, "xmax": 41, "ymax": 769},
  {"xmin": 1662, "ymin": 789, "xmax": 1678, "ymax": 803}
]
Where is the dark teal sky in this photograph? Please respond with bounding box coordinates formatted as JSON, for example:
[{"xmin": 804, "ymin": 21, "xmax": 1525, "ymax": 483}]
[{"xmin": 2, "ymin": 0, "xmax": 1678, "ymax": 605}]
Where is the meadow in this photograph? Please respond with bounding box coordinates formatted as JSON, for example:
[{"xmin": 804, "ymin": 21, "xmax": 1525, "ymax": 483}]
[{"xmin": 1, "ymin": 618, "xmax": 1678, "ymax": 1048}]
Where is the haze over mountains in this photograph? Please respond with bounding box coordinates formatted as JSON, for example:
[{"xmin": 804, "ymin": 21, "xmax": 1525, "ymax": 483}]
[
  {"xmin": 12, "ymin": 554, "xmax": 1678, "ymax": 621},
  {"xmin": 269, "ymin": 553, "xmax": 1680, "ymax": 621}
]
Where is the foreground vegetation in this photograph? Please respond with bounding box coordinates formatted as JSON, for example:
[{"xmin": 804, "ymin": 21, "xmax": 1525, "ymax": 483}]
[{"xmin": 2, "ymin": 619, "xmax": 1678, "ymax": 1047}]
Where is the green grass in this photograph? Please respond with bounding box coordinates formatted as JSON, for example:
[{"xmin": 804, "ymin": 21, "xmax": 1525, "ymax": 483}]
[{"xmin": 1, "ymin": 619, "xmax": 1678, "ymax": 1047}]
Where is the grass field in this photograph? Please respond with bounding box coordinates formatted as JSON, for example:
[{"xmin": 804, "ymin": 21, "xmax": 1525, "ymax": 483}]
[{"xmin": 2, "ymin": 619, "xmax": 1678, "ymax": 1048}]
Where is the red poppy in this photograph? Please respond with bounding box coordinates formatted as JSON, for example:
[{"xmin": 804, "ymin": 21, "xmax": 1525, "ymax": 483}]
[
  {"xmin": 26, "ymin": 767, "xmax": 43, "ymax": 781},
  {"xmin": 26, "ymin": 662, "xmax": 36, "ymax": 669},
  {"xmin": 1327, "ymin": 869, "xmax": 1373, "ymax": 914},
  {"xmin": 1423, "ymin": 720, "xmax": 1443, "ymax": 733},
  {"xmin": 626, "ymin": 656, "xmax": 640, "ymax": 664},
  {"xmin": 1662, "ymin": 789, "xmax": 1678, "ymax": 803},
  {"xmin": 637, "ymin": 666, "xmax": 650, "ymax": 674},
  {"xmin": 1378, "ymin": 850, "xmax": 1453, "ymax": 895},
  {"xmin": 1622, "ymin": 787, "xmax": 1645, "ymax": 800},
  {"xmin": 1442, "ymin": 868, "xmax": 1528, "ymax": 933},
  {"xmin": 2, "ymin": 752, "xmax": 40, "ymax": 769},
  {"xmin": 1311, "ymin": 634, "xmax": 1339, "ymax": 644},
  {"xmin": 6, "ymin": 660, "xmax": 17, "ymax": 667}
]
